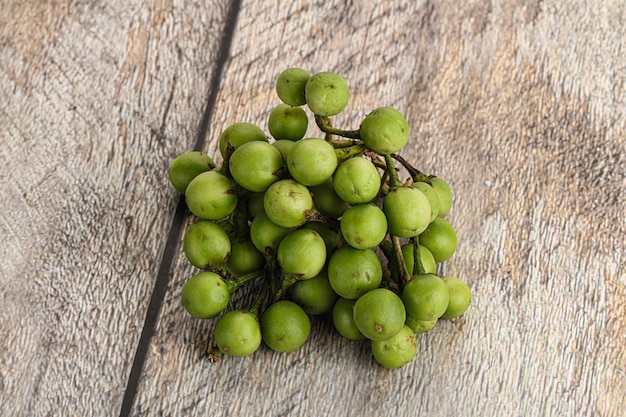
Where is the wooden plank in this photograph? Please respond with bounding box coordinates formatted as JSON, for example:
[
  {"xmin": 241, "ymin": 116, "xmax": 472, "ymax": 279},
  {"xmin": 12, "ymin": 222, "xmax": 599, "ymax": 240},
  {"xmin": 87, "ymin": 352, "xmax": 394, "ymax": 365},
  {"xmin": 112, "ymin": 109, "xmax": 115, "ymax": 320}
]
[
  {"xmin": 131, "ymin": 1, "xmax": 626, "ymax": 416},
  {"xmin": 0, "ymin": 1, "xmax": 234, "ymax": 415}
]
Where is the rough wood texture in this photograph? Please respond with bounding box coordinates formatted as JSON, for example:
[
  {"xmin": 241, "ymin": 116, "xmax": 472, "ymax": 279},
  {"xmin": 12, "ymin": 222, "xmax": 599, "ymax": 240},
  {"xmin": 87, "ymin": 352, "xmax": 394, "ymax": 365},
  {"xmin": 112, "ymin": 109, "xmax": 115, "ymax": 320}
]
[
  {"xmin": 0, "ymin": 1, "xmax": 233, "ymax": 414},
  {"xmin": 2, "ymin": 1, "xmax": 625, "ymax": 416},
  {"xmin": 131, "ymin": 1, "xmax": 625, "ymax": 416}
]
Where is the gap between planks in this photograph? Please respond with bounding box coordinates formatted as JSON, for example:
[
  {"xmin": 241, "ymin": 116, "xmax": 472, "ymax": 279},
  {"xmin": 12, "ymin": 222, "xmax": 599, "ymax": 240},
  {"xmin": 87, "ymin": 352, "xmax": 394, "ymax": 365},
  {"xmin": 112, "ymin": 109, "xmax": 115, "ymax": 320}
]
[{"xmin": 118, "ymin": 1, "xmax": 243, "ymax": 415}]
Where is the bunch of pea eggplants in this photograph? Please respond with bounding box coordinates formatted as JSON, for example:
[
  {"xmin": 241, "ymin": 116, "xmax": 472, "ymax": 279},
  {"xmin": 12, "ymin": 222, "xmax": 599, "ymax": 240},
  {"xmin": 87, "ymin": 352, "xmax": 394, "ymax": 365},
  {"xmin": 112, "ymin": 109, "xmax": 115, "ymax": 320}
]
[{"xmin": 168, "ymin": 68, "xmax": 471, "ymax": 369}]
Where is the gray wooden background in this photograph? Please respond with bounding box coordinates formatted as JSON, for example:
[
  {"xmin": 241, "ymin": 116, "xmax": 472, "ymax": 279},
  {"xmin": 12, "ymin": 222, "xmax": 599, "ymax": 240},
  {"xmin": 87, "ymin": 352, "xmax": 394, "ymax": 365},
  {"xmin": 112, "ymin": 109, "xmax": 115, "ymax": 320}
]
[{"xmin": 1, "ymin": 1, "xmax": 624, "ymax": 416}]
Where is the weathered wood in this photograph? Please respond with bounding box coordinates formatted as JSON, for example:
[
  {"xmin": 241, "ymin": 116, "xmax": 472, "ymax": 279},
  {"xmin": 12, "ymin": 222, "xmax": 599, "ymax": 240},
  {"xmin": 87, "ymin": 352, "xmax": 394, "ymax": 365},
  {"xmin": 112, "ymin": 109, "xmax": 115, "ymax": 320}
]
[
  {"xmin": 132, "ymin": 1, "xmax": 626, "ymax": 416},
  {"xmin": 1, "ymin": 0, "xmax": 625, "ymax": 416},
  {"xmin": 0, "ymin": 1, "xmax": 234, "ymax": 415}
]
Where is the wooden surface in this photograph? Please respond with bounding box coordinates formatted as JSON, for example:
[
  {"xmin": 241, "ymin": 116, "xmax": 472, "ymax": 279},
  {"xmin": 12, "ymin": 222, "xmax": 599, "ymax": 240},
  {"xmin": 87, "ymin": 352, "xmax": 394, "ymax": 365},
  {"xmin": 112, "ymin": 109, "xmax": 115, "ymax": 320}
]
[{"xmin": 1, "ymin": 1, "xmax": 624, "ymax": 416}]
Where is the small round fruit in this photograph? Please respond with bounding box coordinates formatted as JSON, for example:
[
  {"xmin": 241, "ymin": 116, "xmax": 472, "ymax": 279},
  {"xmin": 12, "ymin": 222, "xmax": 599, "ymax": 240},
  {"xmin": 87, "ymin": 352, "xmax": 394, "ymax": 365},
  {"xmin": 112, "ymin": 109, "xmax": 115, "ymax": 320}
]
[
  {"xmin": 287, "ymin": 138, "xmax": 337, "ymax": 186},
  {"xmin": 402, "ymin": 274, "xmax": 450, "ymax": 321},
  {"xmin": 246, "ymin": 192, "xmax": 265, "ymax": 219},
  {"xmin": 277, "ymin": 229, "xmax": 326, "ymax": 279},
  {"xmin": 250, "ymin": 211, "xmax": 292, "ymax": 254},
  {"xmin": 168, "ymin": 151, "xmax": 216, "ymax": 194},
  {"xmin": 276, "ymin": 68, "xmax": 310, "ymax": 106},
  {"xmin": 214, "ymin": 310, "xmax": 262, "ymax": 357},
  {"xmin": 272, "ymin": 139, "xmax": 296, "ymax": 162},
  {"xmin": 304, "ymin": 72, "xmax": 350, "ymax": 116},
  {"xmin": 401, "ymin": 243, "xmax": 437, "ymax": 275},
  {"xmin": 340, "ymin": 204, "xmax": 387, "ymax": 250},
  {"xmin": 359, "ymin": 107, "xmax": 410, "ymax": 155},
  {"xmin": 372, "ymin": 325, "xmax": 417, "ymax": 369},
  {"xmin": 229, "ymin": 141, "xmax": 283, "ymax": 192},
  {"xmin": 261, "ymin": 300, "xmax": 311, "ymax": 352},
  {"xmin": 218, "ymin": 122, "xmax": 268, "ymax": 157},
  {"xmin": 226, "ymin": 240, "xmax": 265, "ymax": 276},
  {"xmin": 185, "ymin": 170, "xmax": 237, "ymax": 220},
  {"xmin": 180, "ymin": 272, "xmax": 230, "ymax": 319},
  {"xmin": 383, "ymin": 186, "xmax": 431, "ymax": 238},
  {"xmin": 430, "ymin": 177, "xmax": 453, "ymax": 217},
  {"xmin": 405, "ymin": 316, "xmax": 438, "ymax": 334},
  {"xmin": 332, "ymin": 298, "xmax": 365, "ymax": 340},
  {"xmin": 289, "ymin": 270, "xmax": 338, "ymax": 315},
  {"xmin": 353, "ymin": 288, "xmax": 406, "ymax": 341},
  {"xmin": 301, "ymin": 221, "xmax": 342, "ymax": 253},
  {"xmin": 327, "ymin": 246, "xmax": 383, "ymax": 299},
  {"xmin": 332, "ymin": 156, "xmax": 381, "ymax": 204},
  {"xmin": 263, "ymin": 179, "xmax": 314, "ymax": 228},
  {"xmin": 418, "ymin": 217, "xmax": 457, "ymax": 263},
  {"xmin": 413, "ymin": 181, "xmax": 440, "ymax": 222},
  {"xmin": 440, "ymin": 276, "xmax": 472, "ymax": 319},
  {"xmin": 183, "ymin": 220, "xmax": 231, "ymax": 269},
  {"xmin": 309, "ymin": 178, "xmax": 350, "ymax": 219},
  {"xmin": 268, "ymin": 103, "xmax": 308, "ymax": 141}
]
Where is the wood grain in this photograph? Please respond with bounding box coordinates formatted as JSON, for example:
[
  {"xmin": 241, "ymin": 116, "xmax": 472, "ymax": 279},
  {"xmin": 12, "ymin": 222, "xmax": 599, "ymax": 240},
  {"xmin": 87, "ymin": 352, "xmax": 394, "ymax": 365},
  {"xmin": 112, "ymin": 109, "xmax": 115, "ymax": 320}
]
[
  {"xmin": 0, "ymin": 1, "xmax": 233, "ymax": 415},
  {"xmin": 1, "ymin": 0, "xmax": 624, "ymax": 416},
  {"xmin": 132, "ymin": 1, "xmax": 625, "ymax": 416}
]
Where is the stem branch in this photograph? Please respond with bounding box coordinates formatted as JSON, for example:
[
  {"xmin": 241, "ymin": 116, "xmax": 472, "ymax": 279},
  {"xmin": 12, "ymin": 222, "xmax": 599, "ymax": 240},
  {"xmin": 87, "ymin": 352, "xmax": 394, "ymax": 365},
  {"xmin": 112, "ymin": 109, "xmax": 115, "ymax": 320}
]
[
  {"xmin": 391, "ymin": 153, "xmax": 430, "ymax": 183},
  {"xmin": 412, "ymin": 238, "xmax": 425, "ymax": 276},
  {"xmin": 384, "ymin": 154, "xmax": 403, "ymax": 188},
  {"xmin": 335, "ymin": 143, "xmax": 366, "ymax": 162},
  {"xmin": 392, "ymin": 235, "xmax": 411, "ymax": 290},
  {"xmin": 249, "ymin": 279, "xmax": 269, "ymax": 318},
  {"xmin": 274, "ymin": 273, "xmax": 300, "ymax": 302},
  {"xmin": 315, "ymin": 114, "xmax": 361, "ymax": 139},
  {"xmin": 226, "ymin": 269, "xmax": 265, "ymax": 293}
]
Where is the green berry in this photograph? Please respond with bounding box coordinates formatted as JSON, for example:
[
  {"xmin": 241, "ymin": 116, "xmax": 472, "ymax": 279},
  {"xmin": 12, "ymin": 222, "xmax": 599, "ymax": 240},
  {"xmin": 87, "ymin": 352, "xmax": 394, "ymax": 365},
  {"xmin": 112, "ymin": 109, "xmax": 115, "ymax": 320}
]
[
  {"xmin": 246, "ymin": 192, "xmax": 265, "ymax": 220},
  {"xmin": 371, "ymin": 325, "xmax": 417, "ymax": 369},
  {"xmin": 353, "ymin": 288, "xmax": 406, "ymax": 341},
  {"xmin": 168, "ymin": 151, "xmax": 216, "ymax": 194},
  {"xmin": 229, "ymin": 140, "xmax": 283, "ymax": 192},
  {"xmin": 327, "ymin": 246, "xmax": 383, "ymax": 299},
  {"xmin": 430, "ymin": 177, "xmax": 453, "ymax": 217},
  {"xmin": 261, "ymin": 300, "xmax": 311, "ymax": 352},
  {"xmin": 263, "ymin": 179, "xmax": 314, "ymax": 228},
  {"xmin": 250, "ymin": 211, "xmax": 292, "ymax": 255},
  {"xmin": 383, "ymin": 186, "xmax": 431, "ymax": 238},
  {"xmin": 400, "ymin": 243, "xmax": 437, "ymax": 276},
  {"xmin": 214, "ymin": 310, "xmax": 262, "ymax": 357},
  {"xmin": 185, "ymin": 170, "xmax": 237, "ymax": 221},
  {"xmin": 272, "ymin": 139, "xmax": 297, "ymax": 162},
  {"xmin": 332, "ymin": 156, "xmax": 381, "ymax": 204},
  {"xmin": 418, "ymin": 217, "xmax": 457, "ymax": 263},
  {"xmin": 305, "ymin": 72, "xmax": 350, "ymax": 116},
  {"xmin": 332, "ymin": 297, "xmax": 365, "ymax": 340},
  {"xmin": 181, "ymin": 272, "xmax": 230, "ymax": 319},
  {"xmin": 413, "ymin": 181, "xmax": 440, "ymax": 222},
  {"xmin": 218, "ymin": 122, "xmax": 267, "ymax": 157},
  {"xmin": 276, "ymin": 68, "xmax": 310, "ymax": 106},
  {"xmin": 287, "ymin": 138, "xmax": 337, "ymax": 186},
  {"xmin": 359, "ymin": 107, "xmax": 410, "ymax": 155},
  {"xmin": 402, "ymin": 274, "xmax": 450, "ymax": 321},
  {"xmin": 440, "ymin": 276, "xmax": 472, "ymax": 319},
  {"xmin": 289, "ymin": 269, "xmax": 338, "ymax": 315},
  {"xmin": 277, "ymin": 229, "xmax": 326, "ymax": 280},
  {"xmin": 309, "ymin": 178, "xmax": 350, "ymax": 219},
  {"xmin": 405, "ymin": 316, "xmax": 438, "ymax": 334},
  {"xmin": 226, "ymin": 240, "xmax": 265, "ymax": 276},
  {"xmin": 183, "ymin": 220, "xmax": 231, "ymax": 270},
  {"xmin": 268, "ymin": 103, "xmax": 308, "ymax": 141},
  {"xmin": 301, "ymin": 221, "xmax": 342, "ymax": 253},
  {"xmin": 340, "ymin": 204, "xmax": 387, "ymax": 250}
]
